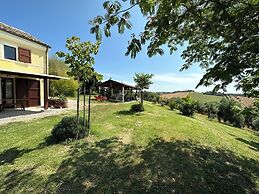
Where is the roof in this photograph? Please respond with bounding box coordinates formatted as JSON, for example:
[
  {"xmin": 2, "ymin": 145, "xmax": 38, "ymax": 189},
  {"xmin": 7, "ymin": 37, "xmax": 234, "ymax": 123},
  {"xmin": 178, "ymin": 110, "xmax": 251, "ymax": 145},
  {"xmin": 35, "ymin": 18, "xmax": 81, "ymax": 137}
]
[
  {"xmin": 99, "ymin": 79, "xmax": 138, "ymax": 89},
  {"xmin": 0, "ymin": 22, "xmax": 51, "ymax": 48},
  {"xmin": 0, "ymin": 69, "xmax": 69, "ymax": 80}
]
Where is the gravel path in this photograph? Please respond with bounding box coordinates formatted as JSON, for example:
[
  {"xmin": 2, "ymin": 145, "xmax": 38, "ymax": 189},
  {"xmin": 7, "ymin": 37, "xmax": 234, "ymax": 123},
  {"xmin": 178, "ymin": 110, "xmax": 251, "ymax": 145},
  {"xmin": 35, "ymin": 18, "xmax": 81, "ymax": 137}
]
[
  {"xmin": 0, "ymin": 100, "xmax": 84, "ymax": 126},
  {"xmin": 0, "ymin": 100, "xmax": 132, "ymax": 126}
]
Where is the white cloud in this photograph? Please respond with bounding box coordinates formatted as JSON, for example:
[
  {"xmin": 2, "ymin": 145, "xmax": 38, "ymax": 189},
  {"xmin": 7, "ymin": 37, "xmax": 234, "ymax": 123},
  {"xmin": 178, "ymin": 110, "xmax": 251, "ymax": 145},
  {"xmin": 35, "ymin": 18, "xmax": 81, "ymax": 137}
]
[
  {"xmin": 154, "ymin": 73, "xmax": 203, "ymax": 84},
  {"xmin": 151, "ymin": 72, "xmax": 240, "ymax": 93}
]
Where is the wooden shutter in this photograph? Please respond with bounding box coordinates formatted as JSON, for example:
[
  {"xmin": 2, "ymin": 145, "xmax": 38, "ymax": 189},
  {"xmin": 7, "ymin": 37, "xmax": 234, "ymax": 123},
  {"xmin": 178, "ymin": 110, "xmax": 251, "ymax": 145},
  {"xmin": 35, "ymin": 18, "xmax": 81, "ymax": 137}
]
[{"xmin": 18, "ymin": 47, "xmax": 31, "ymax": 63}]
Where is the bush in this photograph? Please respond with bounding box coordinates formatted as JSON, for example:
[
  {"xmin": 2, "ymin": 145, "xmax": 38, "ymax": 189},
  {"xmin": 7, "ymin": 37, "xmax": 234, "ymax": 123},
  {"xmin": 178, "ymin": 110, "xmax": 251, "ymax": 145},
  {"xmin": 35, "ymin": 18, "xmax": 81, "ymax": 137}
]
[
  {"xmin": 50, "ymin": 79, "xmax": 78, "ymax": 97},
  {"xmin": 232, "ymin": 114, "xmax": 245, "ymax": 128},
  {"xmin": 179, "ymin": 101, "xmax": 195, "ymax": 117},
  {"xmin": 252, "ymin": 117, "xmax": 259, "ymax": 131},
  {"xmin": 131, "ymin": 104, "xmax": 144, "ymax": 112},
  {"xmin": 52, "ymin": 116, "xmax": 86, "ymax": 142},
  {"xmin": 205, "ymin": 102, "xmax": 218, "ymax": 119},
  {"xmin": 159, "ymin": 99, "xmax": 169, "ymax": 106},
  {"xmin": 168, "ymin": 98, "xmax": 183, "ymax": 110},
  {"xmin": 194, "ymin": 101, "xmax": 206, "ymax": 114},
  {"xmin": 169, "ymin": 100, "xmax": 177, "ymax": 110}
]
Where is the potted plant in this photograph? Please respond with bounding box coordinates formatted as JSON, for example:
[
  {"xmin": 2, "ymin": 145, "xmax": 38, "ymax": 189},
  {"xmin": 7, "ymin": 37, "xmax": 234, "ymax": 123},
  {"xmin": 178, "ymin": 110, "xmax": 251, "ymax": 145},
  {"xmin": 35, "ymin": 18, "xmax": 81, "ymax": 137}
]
[{"xmin": 54, "ymin": 95, "xmax": 68, "ymax": 108}]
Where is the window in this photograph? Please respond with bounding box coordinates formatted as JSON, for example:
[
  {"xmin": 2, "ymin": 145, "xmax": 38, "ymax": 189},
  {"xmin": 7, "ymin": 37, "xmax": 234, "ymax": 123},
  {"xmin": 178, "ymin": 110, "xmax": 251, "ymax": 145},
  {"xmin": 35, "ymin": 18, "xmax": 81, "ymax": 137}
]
[
  {"xmin": 4, "ymin": 45, "xmax": 16, "ymax": 60},
  {"xmin": 18, "ymin": 47, "xmax": 31, "ymax": 63}
]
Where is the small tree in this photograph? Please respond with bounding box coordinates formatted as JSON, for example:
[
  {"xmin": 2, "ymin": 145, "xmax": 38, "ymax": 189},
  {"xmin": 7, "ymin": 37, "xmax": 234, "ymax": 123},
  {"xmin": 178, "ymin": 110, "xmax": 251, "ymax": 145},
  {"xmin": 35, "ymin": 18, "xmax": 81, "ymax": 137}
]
[
  {"xmin": 133, "ymin": 73, "xmax": 154, "ymax": 107},
  {"xmin": 57, "ymin": 36, "xmax": 102, "ymax": 135}
]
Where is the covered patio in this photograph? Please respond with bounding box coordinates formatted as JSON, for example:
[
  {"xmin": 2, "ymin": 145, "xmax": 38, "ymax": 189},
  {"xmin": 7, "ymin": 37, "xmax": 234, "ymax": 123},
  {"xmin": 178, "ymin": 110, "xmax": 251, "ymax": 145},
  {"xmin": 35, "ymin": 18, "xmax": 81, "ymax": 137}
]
[
  {"xmin": 0, "ymin": 69, "xmax": 68, "ymax": 111},
  {"xmin": 99, "ymin": 79, "xmax": 139, "ymax": 103}
]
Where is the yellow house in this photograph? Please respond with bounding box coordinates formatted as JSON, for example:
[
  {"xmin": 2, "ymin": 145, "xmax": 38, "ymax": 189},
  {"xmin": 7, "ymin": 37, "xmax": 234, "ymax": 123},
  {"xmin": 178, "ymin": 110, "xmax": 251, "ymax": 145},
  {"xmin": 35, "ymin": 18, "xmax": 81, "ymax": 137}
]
[{"xmin": 0, "ymin": 22, "xmax": 64, "ymax": 110}]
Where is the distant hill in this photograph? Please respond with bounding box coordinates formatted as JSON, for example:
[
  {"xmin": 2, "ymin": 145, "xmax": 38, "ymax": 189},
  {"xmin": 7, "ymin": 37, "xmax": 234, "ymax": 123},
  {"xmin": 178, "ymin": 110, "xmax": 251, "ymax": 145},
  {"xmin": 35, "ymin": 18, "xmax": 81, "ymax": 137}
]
[{"xmin": 160, "ymin": 91, "xmax": 256, "ymax": 107}]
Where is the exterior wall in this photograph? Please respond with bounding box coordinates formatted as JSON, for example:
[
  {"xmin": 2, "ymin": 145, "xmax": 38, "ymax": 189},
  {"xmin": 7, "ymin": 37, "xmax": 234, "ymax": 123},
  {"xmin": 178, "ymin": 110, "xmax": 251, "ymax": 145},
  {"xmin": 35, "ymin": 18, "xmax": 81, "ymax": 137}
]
[
  {"xmin": 0, "ymin": 30, "xmax": 48, "ymax": 74},
  {"xmin": 0, "ymin": 30, "xmax": 48, "ymax": 108},
  {"xmin": 0, "ymin": 74, "xmax": 44, "ymax": 107}
]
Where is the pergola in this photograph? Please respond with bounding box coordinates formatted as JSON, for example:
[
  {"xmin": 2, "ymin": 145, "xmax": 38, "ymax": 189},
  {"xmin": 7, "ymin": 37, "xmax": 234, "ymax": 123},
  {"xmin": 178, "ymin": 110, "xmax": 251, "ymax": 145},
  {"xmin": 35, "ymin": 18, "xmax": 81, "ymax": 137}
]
[{"xmin": 99, "ymin": 79, "xmax": 139, "ymax": 103}]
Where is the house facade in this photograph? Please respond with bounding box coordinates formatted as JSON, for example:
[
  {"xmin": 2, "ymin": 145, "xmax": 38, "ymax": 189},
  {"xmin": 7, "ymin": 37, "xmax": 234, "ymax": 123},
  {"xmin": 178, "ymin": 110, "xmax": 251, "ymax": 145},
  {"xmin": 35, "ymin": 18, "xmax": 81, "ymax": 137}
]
[{"xmin": 0, "ymin": 22, "xmax": 62, "ymax": 110}]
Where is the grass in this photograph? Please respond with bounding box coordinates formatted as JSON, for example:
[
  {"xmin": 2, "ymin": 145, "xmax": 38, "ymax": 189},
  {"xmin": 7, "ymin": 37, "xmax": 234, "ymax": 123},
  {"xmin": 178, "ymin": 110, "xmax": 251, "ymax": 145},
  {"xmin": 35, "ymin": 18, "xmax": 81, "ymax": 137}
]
[
  {"xmin": 0, "ymin": 102, "xmax": 258, "ymax": 193},
  {"xmin": 189, "ymin": 92, "xmax": 223, "ymax": 103}
]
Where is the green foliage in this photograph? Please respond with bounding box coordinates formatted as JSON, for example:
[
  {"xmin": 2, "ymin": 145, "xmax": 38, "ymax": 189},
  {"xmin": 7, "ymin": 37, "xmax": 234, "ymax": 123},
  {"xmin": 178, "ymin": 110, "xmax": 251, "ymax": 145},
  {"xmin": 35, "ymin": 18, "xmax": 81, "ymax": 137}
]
[
  {"xmin": 49, "ymin": 57, "xmax": 78, "ymax": 97},
  {"xmin": 169, "ymin": 100, "xmax": 177, "ymax": 110},
  {"xmin": 205, "ymin": 102, "xmax": 218, "ymax": 120},
  {"xmin": 57, "ymin": 94, "xmax": 67, "ymax": 102},
  {"xmin": 92, "ymin": 0, "xmax": 259, "ymax": 96},
  {"xmin": 168, "ymin": 98, "xmax": 183, "ymax": 110},
  {"xmin": 179, "ymin": 97, "xmax": 195, "ymax": 117},
  {"xmin": 133, "ymin": 73, "xmax": 154, "ymax": 106},
  {"xmin": 51, "ymin": 116, "xmax": 86, "ymax": 142},
  {"xmin": 217, "ymin": 98, "xmax": 245, "ymax": 128},
  {"xmin": 50, "ymin": 79, "xmax": 78, "ymax": 97},
  {"xmin": 143, "ymin": 91, "xmax": 160, "ymax": 103},
  {"xmin": 130, "ymin": 103, "xmax": 144, "ymax": 112},
  {"xmin": 252, "ymin": 117, "xmax": 259, "ymax": 131},
  {"xmin": 56, "ymin": 36, "xmax": 103, "ymax": 82},
  {"xmin": 193, "ymin": 101, "xmax": 206, "ymax": 115},
  {"xmin": 57, "ymin": 36, "xmax": 103, "ymax": 131},
  {"xmin": 133, "ymin": 73, "xmax": 154, "ymax": 90}
]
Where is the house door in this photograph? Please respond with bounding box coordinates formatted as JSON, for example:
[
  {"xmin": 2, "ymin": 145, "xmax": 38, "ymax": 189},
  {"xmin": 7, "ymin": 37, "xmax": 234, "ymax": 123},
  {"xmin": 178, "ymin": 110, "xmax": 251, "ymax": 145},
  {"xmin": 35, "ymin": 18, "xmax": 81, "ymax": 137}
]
[
  {"xmin": 16, "ymin": 79, "xmax": 40, "ymax": 107},
  {"xmin": 1, "ymin": 78, "xmax": 14, "ymax": 107},
  {"xmin": 28, "ymin": 80, "xmax": 40, "ymax": 107}
]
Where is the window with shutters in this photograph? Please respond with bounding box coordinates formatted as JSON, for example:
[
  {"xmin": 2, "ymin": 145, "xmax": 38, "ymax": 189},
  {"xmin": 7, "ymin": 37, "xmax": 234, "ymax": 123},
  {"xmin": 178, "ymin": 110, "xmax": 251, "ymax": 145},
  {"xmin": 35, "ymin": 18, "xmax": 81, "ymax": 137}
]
[{"xmin": 18, "ymin": 47, "xmax": 31, "ymax": 63}]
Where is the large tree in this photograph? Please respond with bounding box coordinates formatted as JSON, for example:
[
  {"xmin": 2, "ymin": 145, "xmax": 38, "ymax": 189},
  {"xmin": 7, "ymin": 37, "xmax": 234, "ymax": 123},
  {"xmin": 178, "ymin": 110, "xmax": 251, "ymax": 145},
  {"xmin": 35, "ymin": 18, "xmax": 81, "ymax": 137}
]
[
  {"xmin": 134, "ymin": 73, "xmax": 154, "ymax": 106},
  {"xmin": 90, "ymin": 0, "xmax": 259, "ymax": 96},
  {"xmin": 57, "ymin": 37, "xmax": 103, "ymax": 133}
]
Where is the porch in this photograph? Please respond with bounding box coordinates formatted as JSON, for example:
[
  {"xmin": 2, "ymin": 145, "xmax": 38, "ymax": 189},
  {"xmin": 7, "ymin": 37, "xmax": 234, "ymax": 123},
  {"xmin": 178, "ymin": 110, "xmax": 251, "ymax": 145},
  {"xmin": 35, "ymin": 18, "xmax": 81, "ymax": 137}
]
[{"xmin": 0, "ymin": 69, "xmax": 67, "ymax": 110}]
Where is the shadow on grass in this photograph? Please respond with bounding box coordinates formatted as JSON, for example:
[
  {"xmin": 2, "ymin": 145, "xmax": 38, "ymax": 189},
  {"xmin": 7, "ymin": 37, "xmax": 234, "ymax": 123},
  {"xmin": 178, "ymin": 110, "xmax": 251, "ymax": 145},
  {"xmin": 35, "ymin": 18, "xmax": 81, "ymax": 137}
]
[
  {"xmin": 0, "ymin": 147, "xmax": 35, "ymax": 166},
  {"xmin": 37, "ymin": 135, "xmax": 57, "ymax": 149},
  {"xmin": 1, "ymin": 137, "xmax": 258, "ymax": 193},
  {"xmin": 236, "ymin": 137, "xmax": 259, "ymax": 151},
  {"xmin": 114, "ymin": 110, "xmax": 137, "ymax": 116},
  {"xmin": 38, "ymin": 137, "xmax": 259, "ymax": 194}
]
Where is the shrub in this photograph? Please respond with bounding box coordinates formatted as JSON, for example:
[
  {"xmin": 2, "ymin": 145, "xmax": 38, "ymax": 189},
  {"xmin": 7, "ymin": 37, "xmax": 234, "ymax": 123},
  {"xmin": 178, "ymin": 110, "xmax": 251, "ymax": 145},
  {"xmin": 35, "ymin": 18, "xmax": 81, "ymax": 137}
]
[
  {"xmin": 205, "ymin": 102, "xmax": 218, "ymax": 119},
  {"xmin": 179, "ymin": 101, "xmax": 195, "ymax": 117},
  {"xmin": 252, "ymin": 117, "xmax": 259, "ymax": 131},
  {"xmin": 232, "ymin": 114, "xmax": 245, "ymax": 128},
  {"xmin": 217, "ymin": 98, "xmax": 240, "ymax": 123},
  {"xmin": 168, "ymin": 98, "xmax": 183, "ymax": 110},
  {"xmin": 169, "ymin": 100, "xmax": 177, "ymax": 110},
  {"xmin": 159, "ymin": 99, "xmax": 169, "ymax": 106},
  {"xmin": 50, "ymin": 78, "xmax": 78, "ymax": 97},
  {"xmin": 131, "ymin": 104, "xmax": 144, "ymax": 112},
  {"xmin": 194, "ymin": 101, "xmax": 206, "ymax": 114},
  {"xmin": 52, "ymin": 116, "xmax": 86, "ymax": 142}
]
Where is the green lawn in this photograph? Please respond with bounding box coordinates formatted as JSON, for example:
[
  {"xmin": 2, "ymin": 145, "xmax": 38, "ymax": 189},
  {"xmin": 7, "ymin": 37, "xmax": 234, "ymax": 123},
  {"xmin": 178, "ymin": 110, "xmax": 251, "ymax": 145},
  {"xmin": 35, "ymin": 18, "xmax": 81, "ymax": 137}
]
[
  {"xmin": 189, "ymin": 92, "xmax": 223, "ymax": 103},
  {"xmin": 0, "ymin": 102, "xmax": 258, "ymax": 193}
]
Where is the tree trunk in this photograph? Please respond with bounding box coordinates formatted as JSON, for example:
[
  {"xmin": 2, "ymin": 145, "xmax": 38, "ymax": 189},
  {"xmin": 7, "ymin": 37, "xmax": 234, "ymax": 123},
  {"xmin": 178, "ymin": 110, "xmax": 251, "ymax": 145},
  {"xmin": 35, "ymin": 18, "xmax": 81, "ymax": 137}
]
[
  {"xmin": 141, "ymin": 90, "xmax": 144, "ymax": 106},
  {"xmin": 76, "ymin": 87, "xmax": 80, "ymax": 124},
  {"xmin": 76, "ymin": 87, "xmax": 80, "ymax": 140},
  {"xmin": 83, "ymin": 83, "xmax": 87, "ymax": 129},
  {"xmin": 87, "ymin": 89, "xmax": 92, "ymax": 135}
]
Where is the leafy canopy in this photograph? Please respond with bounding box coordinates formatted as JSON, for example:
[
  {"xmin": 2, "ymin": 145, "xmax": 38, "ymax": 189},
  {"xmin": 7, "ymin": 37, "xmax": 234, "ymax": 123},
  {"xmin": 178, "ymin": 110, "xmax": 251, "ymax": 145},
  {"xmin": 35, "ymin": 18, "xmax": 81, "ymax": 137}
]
[
  {"xmin": 134, "ymin": 73, "xmax": 154, "ymax": 90},
  {"xmin": 91, "ymin": 0, "xmax": 259, "ymax": 96},
  {"xmin": 56, "ymin": 36, "xmax": 103, "ymax": 82}
]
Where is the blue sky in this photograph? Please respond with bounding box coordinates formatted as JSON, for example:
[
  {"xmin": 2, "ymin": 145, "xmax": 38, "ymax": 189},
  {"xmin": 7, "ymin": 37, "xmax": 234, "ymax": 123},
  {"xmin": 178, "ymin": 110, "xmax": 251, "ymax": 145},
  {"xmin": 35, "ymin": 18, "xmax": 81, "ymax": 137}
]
[{"xmin": 0, "ymin": 0, "xmax": 237, "ymax": 93}]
